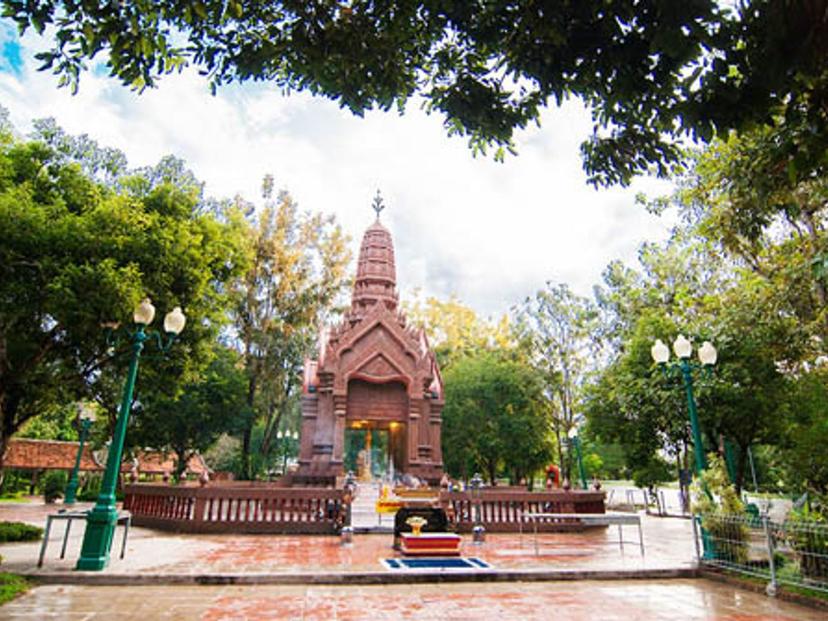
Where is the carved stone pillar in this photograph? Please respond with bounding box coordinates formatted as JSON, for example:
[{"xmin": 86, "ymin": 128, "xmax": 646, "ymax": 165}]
[
  {"xmin": 331, "ymin": 393, "xmax": 347, "ymax": 471},
  {"xmin": 407, "ymin": 403, "xmax": 420, "ymax": 467}
]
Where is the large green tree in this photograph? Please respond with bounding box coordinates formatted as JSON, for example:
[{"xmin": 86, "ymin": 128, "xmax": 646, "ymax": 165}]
[
  {"xmin": 403, "ymin": 294, "xmax": 511, "ymax": 370},
  {"xmin": 232, "ymin": 181, "xmax": 351, "ymax": 479},
  {"xmin": 514, "ymin": 283, "xmax": 599, "ymax": 480},
  {"xmin": 442, "ymin": 350, "xmax": 552, "ymax": 484},
  {"xmin": 132, "ymin": 345, "xmax": 250, "ymax": 480},
  {"xmin": 0, "ymin": 122, "xmax": 248, "ymax": 464},
  {"xmin": 586, "ymin": 224, "xmax": 800, "ymax": 492},
  {"xmin": 646, "ymin": 125, "xmax": 828, "ymax": 496},
  {"xmin": 6, "ymin": 1, "xmax": 826, "ymax": 186},
  {"xmin": 584, "ymin": 310, "xmax": 690, "ymax": 489}
]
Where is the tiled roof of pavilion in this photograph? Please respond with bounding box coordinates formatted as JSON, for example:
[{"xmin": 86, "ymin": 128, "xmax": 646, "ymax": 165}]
[{"xmin": 1, "ymin": 438, "xmax": 210, "ymax": 474}]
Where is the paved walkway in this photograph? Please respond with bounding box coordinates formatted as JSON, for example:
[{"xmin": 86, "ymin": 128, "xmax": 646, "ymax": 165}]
[
  {"xmin": 1, "ymin": 499, "xmax": 823, "ymax": 619},
  {"xmin": 3, "ymin": 580, "xmax": 824, "ymax": 620},
  {"xmin": 0, "ymin": 499, "xmax": 695, "ymax": 577}
]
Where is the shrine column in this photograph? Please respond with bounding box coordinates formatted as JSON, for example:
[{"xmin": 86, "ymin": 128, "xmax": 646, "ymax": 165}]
[
  {"xmin": 331, "ymin": 393, "xmax": 347, "ymax": 472},
  {"xmin": 297, "ymin": 395, "xmax": 317, "ymax": 469},
  {"xmin": 310, "ymin": 390, "xmax": 334, "ymax": 472},
  {"xmin": 416, "ymin": 397, "xmax": 431, "ymax": 461},
  {"xmin": 407, "ymin": 403, "xmax": 420, "ymax": 467},
  {"xmin": 430, "ymin": 400, "xmax": 444, "ymax": 466}
]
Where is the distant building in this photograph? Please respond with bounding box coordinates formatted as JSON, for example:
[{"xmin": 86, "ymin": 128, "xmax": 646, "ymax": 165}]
[{"xmin": 2, "ymin": 438, "xmax": 210, "ymax": 477}]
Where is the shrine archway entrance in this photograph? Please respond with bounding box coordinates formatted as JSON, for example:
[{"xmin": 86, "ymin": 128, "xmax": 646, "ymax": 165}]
[{"xmin": 345, "ymin": 379, "xmax": 408, "ymax": 479}]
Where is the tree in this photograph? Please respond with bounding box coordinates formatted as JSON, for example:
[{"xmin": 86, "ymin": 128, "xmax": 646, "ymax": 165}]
[
  {"xmin": 403, "ymin": 294, "xmax": 511, "ymax": 369},
  {"xmin": 17, "ymin": 402, "xmax": 82, "ymax": 442},
  {"xmin": 586, "ymin": 224, "xmax": 799, "ymax": 493},
  {"xmin": 7, "ymin": 2, "xmax": 826, "ymax": 186},
  {"xmin": 441, "ymin": 350, "xmax": 552, "ymax": 484},
  {"xmin": 514, "ymin": 283, "xmax": 599, "ymax": 480},
  {"xmin": 232, "ymin": 182, "xmax": 351, "ymax": 479},
  {"xmin": 583, "ymin": 310, "xmax": 690, "ymax": 490},
  {"xmin": 780, "ymin": 369, "xmax": 828, "ymax": 500},
  {"xmin": 664, "ymin": 128, "xmax": 828, "ymax": 356},
  {"xmin": 642, "ymin": 126, "xmax": 828, "ymax": 493},
  {"xmin": 132, "ymin": 345, "xmax": 249, "ymax": 480},
  {"xmin": 0, "ymin": 122, "xmax": 248, "ymax": 465}
]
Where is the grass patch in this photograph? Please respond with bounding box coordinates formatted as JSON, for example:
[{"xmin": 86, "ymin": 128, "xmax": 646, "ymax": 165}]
[
  {"xmin": 0, "ymin": 522, "xmax": 43, "ymax": 543},
  {"xmin": 0, "ymin": 573, "xmax": 29, "ymax": 606},
  {"xmin": 0, "ymin": 492, "xmax": 28, "ymax": 503}
]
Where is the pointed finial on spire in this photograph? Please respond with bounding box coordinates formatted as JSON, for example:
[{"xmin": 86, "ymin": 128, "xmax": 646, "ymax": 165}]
[{"xmin": 372, "ymin": 189, "xmax": 385, "ymax": 221}]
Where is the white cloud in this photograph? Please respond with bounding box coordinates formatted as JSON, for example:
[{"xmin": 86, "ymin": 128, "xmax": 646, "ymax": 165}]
[{"xmin": 1, "ymin": 31, "xmax": 676, "ymax": 317}]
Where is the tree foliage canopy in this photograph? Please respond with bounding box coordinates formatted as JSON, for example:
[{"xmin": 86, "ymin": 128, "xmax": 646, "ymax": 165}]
[
  {"xmin": 231, "ymin": 182, "xmax": 351, "ymax": 478},
  {"xmin": 0, "ymin": 119, "xmax": 249, "ymax": 463},
  {"xmin": 132, "ymin": 345, "xmax": 250, "ymax": 479},
  {"xmin": 441, "ymin": 350, "xmax": 552, "ymax": 484},
  {"xmin": 403, "ymin": 294, "xmax": 511, "ymax": 370},
  {"xmin": 6, "ymin": 1, "xmax": 826, "ymax": 185}
]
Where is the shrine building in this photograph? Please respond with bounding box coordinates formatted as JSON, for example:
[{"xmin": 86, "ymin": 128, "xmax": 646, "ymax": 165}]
[{"xmin": 295, "ymin": 195, "xmax": 444, "ymax": 485}]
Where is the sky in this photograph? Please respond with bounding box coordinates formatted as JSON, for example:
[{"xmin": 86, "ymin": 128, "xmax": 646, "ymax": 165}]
[{"xmin": 0, "ymin": 24, "xmax": 676, "ymax": 318}]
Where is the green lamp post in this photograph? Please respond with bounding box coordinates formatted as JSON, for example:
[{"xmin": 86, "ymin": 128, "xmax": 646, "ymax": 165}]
[
  {"xmin": 279, "ymin": 430, "xmax": 299, "ymax": 475},
  {"xmin": 567, "ymin": 426, "xmax": 588, "ymax": 490},
  {"xmin": 64, "ymin": 403, "xmax": 97, "ymax": 505},
  {"xmin": 76, "ymin": 299, "xmax": 185, "ymax": 571},
  {"xmin": 651, "ymin": 334, "xmax": 717, "ymax": 557},
  {"xmin": 651, "ymin": 335, "xmax": 717, "ymax": 477}
]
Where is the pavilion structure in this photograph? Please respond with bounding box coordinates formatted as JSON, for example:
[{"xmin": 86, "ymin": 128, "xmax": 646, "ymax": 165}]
[{"xmin": 295, "ymin": 194, "xmax": 444, "ymax": 485}]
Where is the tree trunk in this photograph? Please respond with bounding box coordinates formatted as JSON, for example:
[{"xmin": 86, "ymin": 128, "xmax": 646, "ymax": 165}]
[
  {"xmin": 487, "ymin": 462, "xmax": 497, "ymax": 486},
  {"xmin": 174, "ymin": 447, "xmax": 189, "ymax": 482},
  {"xmin": 0, "ymin": 388, "xmax": 23, "ymax": 471},
  {"xmin": 734, "ymin": 443, "xmax": 748, "ymax": 497},
  {"xmin": 241, "ymin": 424, "xmax": 253, "ymax": 480},
  {"xmin": 241, "ymin": 375, "xmax": 257, "ymax": 480},
  {"xmin": 554, "ymin": 426, "xmax": 565, "ymax": 480}
]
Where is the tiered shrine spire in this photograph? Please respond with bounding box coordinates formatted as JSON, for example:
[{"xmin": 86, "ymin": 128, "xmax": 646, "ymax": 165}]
[{"xmin": 349, "ymin": 191, "xmax": 399, "ymax": 320}]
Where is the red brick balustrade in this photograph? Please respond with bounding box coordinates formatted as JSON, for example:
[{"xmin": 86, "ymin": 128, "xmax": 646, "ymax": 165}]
[
  {"xmin": 124, "ymin": 484, "xmax": 349, "ymax": 534},
  {"xmin": 440, "ymin": 490, "xmax": 606, "ymax": 533}
]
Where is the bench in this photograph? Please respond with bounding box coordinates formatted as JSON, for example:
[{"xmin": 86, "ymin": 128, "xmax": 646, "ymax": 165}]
[
  {"xmin": 520, "ymin": 512, "xmax": 644, "ymax": 555},
  {"xmin": 38, "ymin": 509, "xmax": 131, "ymax": 568}
]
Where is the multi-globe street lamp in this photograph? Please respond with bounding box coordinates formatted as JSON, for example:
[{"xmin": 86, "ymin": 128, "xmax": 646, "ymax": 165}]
[
  {"xmin": 651, "ymin": 334, "xmax": 717, "ymax": 559},
  {"xmin": 277, "ymin": 429, "xmax": 299, "ymax": 474},
  {"xmin": 567, "ymin": 427, "xmax": 588, "ymax": 490},
  {"xmin": 76, "ymin": 299, "xmax": 185, "ymax": 571},
  {"xmin": 650, "ymin": 335, "xmax": 717, "ymax": 478},
  {"xmin": 64, "ymin": 403, "xmax": 97, "ymax": 505}
]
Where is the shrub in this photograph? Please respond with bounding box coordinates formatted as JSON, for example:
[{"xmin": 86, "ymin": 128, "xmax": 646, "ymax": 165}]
[
  {"xmin": 76, "ymin": 474, "xmax": 124, "ymax": 502},
  {"xmin": 77, "ymin": 474, "xmax": 101, "ymax": 502},
  {"xmin": 785, "ymin": 506, "xmax": 828, "ymax": 581},
  {"xmin": 0, "ymin": 522, "xmax": 43, "ymax": 543},
  {"xmin": 41, "ymin": 471, "xmax": 67, "ymax": 504},
  {"xmin": 693, "ymin": 454, "xmax": 749, "ymax": 564}
]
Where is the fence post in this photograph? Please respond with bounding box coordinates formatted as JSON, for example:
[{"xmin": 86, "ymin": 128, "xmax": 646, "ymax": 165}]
[
  {"xmin": 193, "ymin": 490, "xmax": 206, "ymax": 525},
  {"xmin": 761, "ymin": 514, "xmax": 778, "ymax": 597},
  {"xmin": 691, "ymin": 514, "xmax": 702, "ymax": 564}
]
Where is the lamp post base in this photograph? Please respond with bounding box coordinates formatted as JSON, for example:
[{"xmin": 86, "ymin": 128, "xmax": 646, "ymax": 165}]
[
  {"xmin": 75, "ymin": 504, "xmax": 118, "ymax": 571},
  {"xmin": 63, "ymin": 479, "xmax": 79, "ymax": 506}
]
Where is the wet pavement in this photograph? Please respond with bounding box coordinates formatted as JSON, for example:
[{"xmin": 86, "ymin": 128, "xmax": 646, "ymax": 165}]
[
  {"xmin": 0, "ymin": 499, "xmax": 696, "ymax": 576},
  {"xmin": 3, "ymin": 580, "xmax": 825, "ymax": 620},
  {"xmin": 1, "ymin": 499, "xmax": 823, "ymax": 619}
]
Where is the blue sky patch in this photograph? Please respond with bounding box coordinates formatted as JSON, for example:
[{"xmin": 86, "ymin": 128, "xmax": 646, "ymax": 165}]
[{"xmin": 0, "ymin": 24, "xmax": 23, "ymax": 75}]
